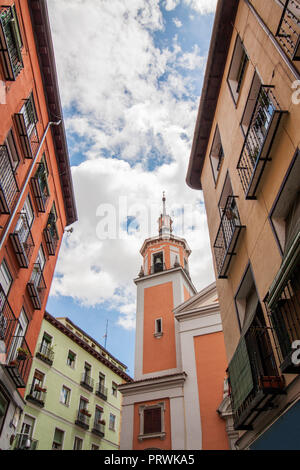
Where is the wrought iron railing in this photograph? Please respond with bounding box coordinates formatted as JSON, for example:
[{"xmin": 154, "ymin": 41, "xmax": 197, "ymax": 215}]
[
  {"xmin": 31, "ymin": 167, "xmax": 49, "ymax": 213},
  {"xmin": 213, "ymin": 196, "xmax": 244, "ymax": 278},
  {"xmin": 0, "ymin": 5, "xmax": 23, "ymax": 81},
  {"xmin": 10, "ymin": 213, "xmax": 34, "ymax": 268},
  {"xmin": 36, "ymin": 342, "xmax": 54, "ymax": 365},
  {"xmin": 14, "ymin": 96, "xmax": 39, "ymax": 159},
  {"xmin": 0, "ymin": 284, "xmax": 18, "ymax": 363},
  {"xmin": 44, "ymin": 216, "xmax": 59, "ymax": 256},
  {"xmin": 92, "ymin": 420, "xmax": 105, "ymax": 437},
  {"xmin": 6, "ymin": 335, "xmax": 32, "ymax": 388},
  {"xmin": 27, "ymin": 263, "xmax": 46, "ymax": 310},
  {"xmin": 75, "ymin": 409, "xmax": 90, "ymax": 429},
  {"xmin": 237, "ymin": 86, "xmax": 286, "ymax": 199},
  {"xmin": 80, "ymin": 372, "xmax": 94, "ymax": 391},
  {"xmin": 276, "ymin": 0, "xmax": 300, "ymax": 61},
  {"xmin": 266, "ymin": 262, "xmax": 300, "ymax": 373},
  {"xmin": 0, "ymin": 145, "xmax": 18, "ymax": 214},
  {"xmin": 26, "ymin": 382, "xmax": 47, "ymax": 406},
  {"xmin": 229, "ymin": 325, "xmax": 285, "ymax": 430},
  {"xmin": 95, "ymin": 383, "xmax": 108, "ymax": 400},
  {"xmin": 12, "ymin": 433, "xmax": 38, "ymax": 450}
]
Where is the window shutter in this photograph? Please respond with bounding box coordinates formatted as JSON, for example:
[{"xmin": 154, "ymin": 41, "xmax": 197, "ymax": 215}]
[{"xmin": 144, "ymin": 408, "xmax": 161, "ymax": 434}]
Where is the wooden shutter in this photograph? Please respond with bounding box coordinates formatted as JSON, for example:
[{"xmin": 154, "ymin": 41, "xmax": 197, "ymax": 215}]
[{"xmin": 144, "ymin": 407, "xmax": 161, "ymax": 434}]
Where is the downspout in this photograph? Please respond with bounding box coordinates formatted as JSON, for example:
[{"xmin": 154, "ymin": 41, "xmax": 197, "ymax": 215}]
[{"xmin": 0, "ymin": 120, "xmax": 61, "ymax": 252}]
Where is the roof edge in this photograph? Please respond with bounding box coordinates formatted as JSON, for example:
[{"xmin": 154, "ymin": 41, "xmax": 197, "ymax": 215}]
[
  {"xmin": 186, "ymin": 0, "xmax": 239, "ymax": 190},
  {"xmin": 28, "ymin": 0, "xmax": 77, "ymax": 225}
]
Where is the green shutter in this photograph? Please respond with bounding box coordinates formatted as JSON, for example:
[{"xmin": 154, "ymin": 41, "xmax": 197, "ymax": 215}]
[{"xmin": 228, "ymin": 336, "xmax": 254, "ymax": 412}]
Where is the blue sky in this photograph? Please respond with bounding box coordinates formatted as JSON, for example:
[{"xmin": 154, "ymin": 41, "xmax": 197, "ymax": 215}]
[{"xmin": 47, "ymin": 0, "xmax": 216, "ymax": 378}]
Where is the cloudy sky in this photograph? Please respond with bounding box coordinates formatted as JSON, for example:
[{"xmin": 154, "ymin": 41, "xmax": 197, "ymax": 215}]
[{"xmin": 46, "ymin": 0, "xmax": 217, "ymax": 376}]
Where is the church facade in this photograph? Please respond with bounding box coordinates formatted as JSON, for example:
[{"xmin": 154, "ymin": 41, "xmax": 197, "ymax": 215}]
[{"xmin": 119, "ymin": 196, "xmax": 234, "ymax": 450}]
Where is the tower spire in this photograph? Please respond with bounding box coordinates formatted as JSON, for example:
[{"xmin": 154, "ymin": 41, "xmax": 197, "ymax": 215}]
[{"xmin": 158, "ymin": 191, "xmax": 172, "ymax": 238}]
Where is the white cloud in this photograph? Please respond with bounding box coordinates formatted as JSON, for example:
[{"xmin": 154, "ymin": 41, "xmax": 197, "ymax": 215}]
[
  {"xmin": 47, "ymin": 0, "xmax": 215, "ymax": 330},
  {"xmin": 164, "ymin": 0, "xmax": 180, "ymax": 11},
  {"xmin": 173, "ymin": 17, "xmax": 183, "ymax": 28},
  {"xmin": 184, "ymin": 0, "xmax": 217, "ymax": 14}
]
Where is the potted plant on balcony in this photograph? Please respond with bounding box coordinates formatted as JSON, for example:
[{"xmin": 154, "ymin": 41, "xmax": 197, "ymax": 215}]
[
  {"xmin": 34, "ymin": 384, "xmax": 47, "ymax": 393},
  {"xmin": 17, "ymin": 347, "xmax": 28, "ymax": 361},
  {"xmin": 99, "ymin": 419, "xmax": 106, "ymax": 426},
  {"xmin": 80, "ymin": 409, "xmax": 91, "ymax": 417}
]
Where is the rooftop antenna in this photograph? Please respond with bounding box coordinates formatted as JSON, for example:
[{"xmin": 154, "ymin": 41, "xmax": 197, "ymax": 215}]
[{"xmin": 103, "ymin": 320, "xmax": 108, "ymax": 349}]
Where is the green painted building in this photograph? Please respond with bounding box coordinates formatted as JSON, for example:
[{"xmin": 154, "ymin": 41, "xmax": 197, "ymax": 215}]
[{"xmin": 12, "ymin": 312, "xmax": 132, "ymax": 450}]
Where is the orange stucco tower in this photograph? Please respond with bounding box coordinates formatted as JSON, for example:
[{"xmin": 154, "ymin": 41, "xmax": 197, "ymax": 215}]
[{"xmin": 119, "ymin": 195, "xmax": 232, "ymax": 450}]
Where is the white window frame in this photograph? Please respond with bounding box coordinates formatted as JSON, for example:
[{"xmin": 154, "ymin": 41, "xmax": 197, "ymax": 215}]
[
  {"xmin": 60, "ymin": 385, "xmax": 71, "ymax": 407},
  {"xmin": 154, "ymin": 318, "xmax": 163, "ymax": 338},
  {"xmin": 138, "ymin": 402, "xmax": 166, "ymax": 441},
  {"xmin": 0, "ymin": 259, "xmax": 12, "ymax": 296}
]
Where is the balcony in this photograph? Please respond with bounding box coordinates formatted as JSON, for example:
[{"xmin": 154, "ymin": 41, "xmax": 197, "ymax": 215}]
[
  {"xmin": 80, "ymin": 372, "xmax": 94, "ymax": 392},
  {"xmin": 36, "ymin": 342, "xmax": 54, "ymax": 366},
  {"xmin": 0, "ymin": 6, "xmax": 23, "ymax": 81},
  {"xmin": 266, "ymin": 256, "xmax": 300, "ymax": 374},
  {"xmin": 75, "ymin": 409, "xmax": 91, "ymax": 430},
  {"xmin": 276, "ymin": 0, "xmax": 300, "ymax": 61},
  {"xmin": 31, "ymin": 173, "xmax": 49, "ymax": 213},
  {"xmin": 10, "ymin": 213, "xmax": 34, "ymax": 268},
  {"xmin": 92, "ymin": 420, "xmax": 105, "ymax": 438},
  {"xmin": 228, "ymin": 326, "xmax": 285, "ymax": 431},
  {"xmin": 27, "ymin": 263, "xmax": 46, "ymax": 310},
  {"xmin": 5, "ymin": 336, "xmax": 32, "ymax": 389},
  {"xmin": 12, "ymin": 434, "xmax": 38, "ymax": 450},
  {"xmin": 95, "ymin": 383, "xmax": 108, "ymax": 401},
  {"xmin": 44, "ymin": 217, "xmax": 59, "ymax": 256},
  {"xmin": 237, "ymin": 86, "xmax": 287, "ymax": 199},
  {"xmin": 14, "ymin": 96, "xmax": 39, "ymax": 159},
  {"xmin": 0, "ymin": 284, "xmax": 18, "ymax": 359},
  {"xmin": 26, "ymin": 383, "xmax": 47, "ymax": 408},
  {"xmin": 0, "ymin": 145, "xmax": 19, "ymax": 214},
  {"xmin": 213, "ymin": 196, "xmax": 245, "ymax": 279}
]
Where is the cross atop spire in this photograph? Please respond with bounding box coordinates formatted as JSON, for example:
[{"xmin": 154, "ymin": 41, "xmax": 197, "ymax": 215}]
[{"xmin": 158, "ymin": 191, "xmax": 173, "ymax": 237}]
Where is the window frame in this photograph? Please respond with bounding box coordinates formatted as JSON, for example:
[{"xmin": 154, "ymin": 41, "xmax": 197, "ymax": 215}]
[
  {"xmin": 0, "ymin": 258, "xmax": 13, "ymax": 296},
  {"xmin": 5, "ymin": 128, "xmax": 20, "ymax": 171},
  {"xmin": 227, "ymin": 34, "xmax": 249, "ymax": 106},
  {"xmin": 60, "ymin": 385, "xmax": 71, "ymax": 407},
  {"xmin": 138, "ymin": 402, "xmax": 166, "ymax": 441}
]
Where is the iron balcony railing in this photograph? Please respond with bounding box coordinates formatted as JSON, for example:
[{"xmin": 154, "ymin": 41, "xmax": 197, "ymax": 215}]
[
  {"xmin": 12, "ymin": 433, "xmax": 38, "ymax": 450},
  {"xmin": 80, "ymin": 372, "xmax": 94, "ymax": 392},
  {"xmin": 92, "ymin": 420, "xmax": 105, "ymax": 438},
  {"xmin": 229, "ymin": 325, "xmax": 285, "ymax": 431},
  {"xmin": 95, "ymin": 383, "xmax": 108, "ymax": 400},
  {"xmin": 276, "ymin": 0, "xmax": 300, "ymax": 61},
  {"xmin": 6, "ymin": 334, "xmax": 32, "ymax": 389},
  {"xmin": 266, "ymin": 261, "xmax": 300, "ymax": 374},
  {"xmin": 0, "ymin": 5, "xmax": 23, "ymax": 81},
  {"xmin": 31, "ymin": 165, "xmax": 49, "ymax": 213},
  {"xmin": 44, "ymin": 215, "xmax": 59, "ymax": 256},
  {"xmin": 237, "ymin": 86, "xmax": 287, "ymax": 199},
  {"xmin": 14, "ymin": 96, "xmax": 39, "ymax": 159},
  {"xmin": 36, "ymin": 342, "xmax": 54, "ymax": 365},
  {"xmin": 26, "ymin": 382, "xmax": 47, "ymax": 407},
  {"xmin": 0, "ymin": 145, "xmax": 19, "ymax": 214},
  {"xmin": 213, "ymin": 196, "xmax": 245, "ymax": 279},
  {"xmin": 75, "ymin": 409, "xmax": 91, "ymax": 430},
  {"xmin": 27, "ymin": 263, "xmax": 46, "ymax": 310},
  {"xmin": 0, "ymin": 284, "xmax": 18, "ymax": 363},
  {"xmin": 10, "ymin": 213, "xmax": 34, "ymax": 268}
]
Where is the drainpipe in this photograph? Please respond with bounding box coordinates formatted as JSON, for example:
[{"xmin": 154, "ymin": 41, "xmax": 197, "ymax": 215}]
[{"xmin": 0, "ymin": 120, "xmax": 61, "ymax": 252}]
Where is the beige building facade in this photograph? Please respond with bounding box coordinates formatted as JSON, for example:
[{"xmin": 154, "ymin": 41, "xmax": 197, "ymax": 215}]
[{"xmin": 187, "ymin": 0, "xmax": 300, "ymax": 449}]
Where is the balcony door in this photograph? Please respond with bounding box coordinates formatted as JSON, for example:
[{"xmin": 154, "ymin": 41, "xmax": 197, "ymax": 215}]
[{"xmin": 7, "ymin": 308, "xmax": 28, "ymax": 362}]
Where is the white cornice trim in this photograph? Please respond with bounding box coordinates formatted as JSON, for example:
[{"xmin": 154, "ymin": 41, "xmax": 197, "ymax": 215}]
[
  {"xmin": 118, "ymin": 372, "xmax": 187, "ymax": 396},
  {"xmin": 134, "ymin": 266, "xmax": 197, "ymax": 294}
]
